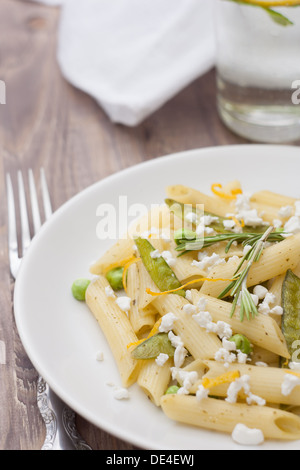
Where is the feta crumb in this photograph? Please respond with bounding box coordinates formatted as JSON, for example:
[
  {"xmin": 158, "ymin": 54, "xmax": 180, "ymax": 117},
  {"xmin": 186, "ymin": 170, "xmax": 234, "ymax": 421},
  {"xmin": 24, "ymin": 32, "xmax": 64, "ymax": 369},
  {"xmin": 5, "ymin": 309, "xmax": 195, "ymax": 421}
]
[
  {"xmin": 105, "ymin": 286, "xmax": 116, "ymax": 298},
  {"xmin": 196, "ymin": 384, "xmax": 209, "ymax": 402},
  {"xmin": 215, "ymin": 321, "xmax": 233, "ymax": 340},
  {"xmin": 278, "ymin": 205, "xmax": 292, "ymax": 218},
  {"xmin": 255, "ymin": 362, "xmax": 268, "ymax": 367},
  {"xmin": 155, "ymin": 353, "xmax": 169, "ymax": 367},
  {"xmin": 289, "ymin": 362, "xmax": 300, "ymax": 371},
  {"xmin": 185, "ymin": 290, "xmax": 193, "ymax": 302},
  {"xmin": 284, "ymin": 215, "xmax": 300, "ymax": 234},
  {"xmin": 172, "ymin": 369, "xmax": 198, "ymax": 395},
  {"xmin": 168, "ymin": 331, "xmax": 187, "ymax": 368},
  {"xmin": 96, "ymin": 351, "xmax": 104, "ymax": 361},
  {"xmin": 115, "ymin": 296, "xmax": 131, "ymax": 312},
  {"xmin": 281, "ymin": 374, "xmax": 300, "ymax": 396},
  {"xmin": 234, "ymin": 194, "xmax": 264, "ymax": 227},
  {"xmin": 226, "ymin": 375, "xmax": 251, "ymax": 404},
  {"xmin": 159, "ymin": 312, "xmax": 177, "ymax": 333},
  {"xmin": 232, "ymin": 423, "xmax": 264, "ymax": 446},
  {"xmin": 272, "ymin": 219, "xmax": 282, "ymax": 229},
  {"xmin": 113, "ymin": 387, "xmax": 130, "ymax": 400},
  {"xmin": 243, "ymin": 244, "xmax": 252, "ymax": 256},
  {"xmin": 246, "ymin": 393, "xmax": 266, "ymax": 406},
  {"xmin": 295, "ymin": 201, "xmax": 300, "ymax": 217},
  {"xmin": 214, "ymin": 348, "xmax": 236, "ymax": 366},
  {"xmin": 191, "ymin": 253, "xmax": 225, "ymax": 272},
  {"xmin": 223, "ymin": 219, "xmax": 236, "ymax": 230},
  {"xmin": 185, "ymin": 212, "xmax": 197, "ymax": 224},
  {"xmin": 270, "ymin": 305, "xmax": 283, "ymax": 316},
  {"xmin": 183, "ymin": 303, "xmax": 197, "ymax": 315},
  {"xmin": 150, "ymin": 249, "xmax": 161, "ymax": 259},
  {"xmin": 253, "ymin": 285, "xmax": 268, "ymax": 300},
  {"xmin": 161, "ymin": 250, "xmax": 176, "ymax": 267}
]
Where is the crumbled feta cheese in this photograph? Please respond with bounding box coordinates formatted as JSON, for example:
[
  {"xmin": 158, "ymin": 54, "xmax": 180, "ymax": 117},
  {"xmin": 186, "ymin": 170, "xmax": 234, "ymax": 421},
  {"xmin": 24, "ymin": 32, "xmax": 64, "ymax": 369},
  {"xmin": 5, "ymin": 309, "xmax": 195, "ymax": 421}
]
[
  {"xmin": 222, "ymin": 337, "xmax": 237, "ymax": 352},
  {"xmin": 253, "ymin": 285, "xmax": 268, "ymax": 300},
  {"xmin": 237, "ymin": 351, "xmax": 248, "ymax": 364},
  {"xmin": 278, "ymin": 205, "xmax": 293, "ymax": 218},
  {"xmin": 257, "ymin": 292, "xmax": 276, "ymax": 315},
  {"xmin": 232, "ymin": 423, "xmax": 264, "ymax": 446},
  {"xmin": 226, "ymin": 375, "xmax": 251, "ymax": 404},
  {"xmin": 168, "ymin": 331, "xmax": 187, "ymax": 368},
  {"xmin": 214, "ymin": 348, "xmax": 236, "ymax": 366},
  {"xmin": 295, "ymin": 201, "xmax": 300, "ymax": 217},
  {"xmin": 185, "ymin": 290, "xmax": 193, "ymax": 302},
  {"xmin": 155, "ymin": 353, "xmax": 169, "ymax": 367},
  {"xmin": 284, "ymin": 216, "xmax": 300, "ymax": 234},
  {"xmin": 96, "ymin": 351, "xmax": 104, "ymax": 361},
  {"xmin": 272, "ymin": 219, "xmax": 282, "ymax": 229},
  {"xmin": 234, "ymin": 194, "xmax": 264, "ymax": 227},
  {"xmin": 161, "ymin": 250, "xmax": 176, "ymax": 267},
  {"xmin": 115, "ymin": 296, "xmax": 131, "ymax": 312},
  {"xmin": 150, "ymin": 249, "xmax": 161, "ymax": 259},
  {"xmin": 185, "ymin": 212, "xmax": 197, "ymax": 224},
  {"xmin": 281, "ymin": 374, "xmax": 300, "ymax": 396},
  {"xmin": 192, "ymin": 310, "xmax": 216, "ymax": 333},
  {"xmin": 113, "ymin": 387, "xmax": 130, "ymax": 400},
  {"xmin": 215, "ymin": 321, "xmax": 233, "ymax": 340},
  {"xmin": 196, "ymin": 384, "xmax": 209, "ymax": 402},
  {"xmin": 183, "ymin": 303, "xmax": 198, "ymax": 315},
  {"xmin": 223, "ymin": 219, "xmax": 236, "ymax": 230},
  {"xmin": 191, "ymin": 252, "xmax": 225, "ymax": 272},
  {"xmin": 255, "ymin": 362, "xmax": 268, "ymax": 367},
  {"xmin": 105, "ymin": 286, "xmax": 116, "ymax": 298},
  {"xmin": 243, "ymin": 244, "xmax": 252, "ymax": 256},
  {"xmin": 159, "ymin": 312, "xmax": 177, "ymax": 333},
  {"xmin": 289, "ymin": 362, "xmax": 300, "ymax": 371},
  {"xmin": 270, "ymin": 305, "xmax": 283, "ymax": 316},
  {"xmin": 201, "ymin": 215, "xmax": 219, "ymax": 226},
  {"xmin": 246, "ymin": 393, "xmax": 266, "ymax": 406},
  {"xmin": 172, "ymin": 368, "xmax": 198, "ymax": 395}
]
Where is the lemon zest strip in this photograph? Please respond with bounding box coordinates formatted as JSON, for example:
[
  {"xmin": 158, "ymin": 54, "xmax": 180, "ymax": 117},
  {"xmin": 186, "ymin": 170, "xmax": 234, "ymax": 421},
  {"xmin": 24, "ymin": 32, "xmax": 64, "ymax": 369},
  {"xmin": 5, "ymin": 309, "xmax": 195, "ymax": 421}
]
[
  {"xmin": 145, "ymin": 277, "xmax": 234, "ymax": 297},
  {"xmin": 211, "ymin": 183, "xmax": 242, "ymax": 200},
  {"xmin": 202, "ymin": 370, "xmax": 241, "ymax": 389}
]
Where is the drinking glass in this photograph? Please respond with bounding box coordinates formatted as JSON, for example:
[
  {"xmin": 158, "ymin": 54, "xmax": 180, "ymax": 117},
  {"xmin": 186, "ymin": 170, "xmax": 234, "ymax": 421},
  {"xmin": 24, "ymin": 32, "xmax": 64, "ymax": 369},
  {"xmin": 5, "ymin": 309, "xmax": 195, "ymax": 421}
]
[{"xmin": 214, "ymin": 0, "xmax": 300, "ymax": 143}]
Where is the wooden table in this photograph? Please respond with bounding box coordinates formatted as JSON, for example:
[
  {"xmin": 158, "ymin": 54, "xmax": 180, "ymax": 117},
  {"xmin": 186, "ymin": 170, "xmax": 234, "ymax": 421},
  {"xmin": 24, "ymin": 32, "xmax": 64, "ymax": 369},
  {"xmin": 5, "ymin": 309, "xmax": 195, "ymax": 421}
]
[{"xmin": 1, "ymin": 0, "xmax": 299, "ymax": 451}]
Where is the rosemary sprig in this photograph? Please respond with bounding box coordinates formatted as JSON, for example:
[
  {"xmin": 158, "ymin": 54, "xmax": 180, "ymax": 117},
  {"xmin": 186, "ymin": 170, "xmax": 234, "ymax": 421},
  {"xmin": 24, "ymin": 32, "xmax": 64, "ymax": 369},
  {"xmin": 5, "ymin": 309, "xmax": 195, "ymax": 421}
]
[
  {"xmin": 218, "ymin": 226, "xmax": 274, "ymax": 321},
  {"xmin": 175, "ymin": 228, "xmax": 286, "ymax": 253}
]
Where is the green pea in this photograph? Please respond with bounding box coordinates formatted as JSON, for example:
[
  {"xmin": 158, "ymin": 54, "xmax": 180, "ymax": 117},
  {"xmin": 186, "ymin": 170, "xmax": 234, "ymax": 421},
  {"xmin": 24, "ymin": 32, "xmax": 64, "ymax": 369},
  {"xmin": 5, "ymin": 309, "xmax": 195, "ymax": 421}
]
[
  {"xmin": 165, "ymin": 385, "xmax": 180, "ymax": 395},
  {"xmin": 229, "ymin": 334, "xmax": 253, "ymax": 355},
  {"xmin": 105, "ymin": 267, "xmax": 124, "ymax": 291},
  {"xmin": 71, "ymin": 278, "xmax": 91, "ymax": 301}
]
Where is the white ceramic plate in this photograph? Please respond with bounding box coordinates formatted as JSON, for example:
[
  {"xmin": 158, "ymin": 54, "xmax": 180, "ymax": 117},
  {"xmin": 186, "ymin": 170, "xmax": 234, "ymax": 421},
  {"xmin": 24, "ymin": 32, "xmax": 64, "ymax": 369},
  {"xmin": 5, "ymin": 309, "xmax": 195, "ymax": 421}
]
[{"xmin": 14, "ymin": 145, "xmax": 300, "ymax": 450}]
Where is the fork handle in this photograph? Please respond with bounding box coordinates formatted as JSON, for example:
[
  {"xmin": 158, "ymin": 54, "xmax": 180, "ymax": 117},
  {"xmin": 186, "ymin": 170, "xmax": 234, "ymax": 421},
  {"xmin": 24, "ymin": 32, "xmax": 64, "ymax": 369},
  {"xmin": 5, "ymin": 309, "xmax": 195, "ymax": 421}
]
[{"xmin": 37, "ymin": 376, "xmax": 92, "ymax": 450}]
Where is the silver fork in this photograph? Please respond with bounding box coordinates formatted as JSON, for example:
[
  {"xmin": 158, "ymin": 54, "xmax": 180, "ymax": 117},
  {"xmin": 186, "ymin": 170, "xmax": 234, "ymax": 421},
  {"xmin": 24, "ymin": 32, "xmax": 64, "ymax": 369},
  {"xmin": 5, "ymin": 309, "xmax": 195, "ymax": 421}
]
[{"xmin": 6, "ymin": 168, "xmax": 92, "ymax": 450}]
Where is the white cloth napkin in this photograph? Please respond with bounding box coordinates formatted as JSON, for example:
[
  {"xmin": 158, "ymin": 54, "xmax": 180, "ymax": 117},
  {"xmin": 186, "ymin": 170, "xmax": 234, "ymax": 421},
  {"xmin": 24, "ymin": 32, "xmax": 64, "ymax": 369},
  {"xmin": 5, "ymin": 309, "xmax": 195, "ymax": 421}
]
[{"xmin": 38, "ymin": 0, "xmax": 216, "ymax": 125}]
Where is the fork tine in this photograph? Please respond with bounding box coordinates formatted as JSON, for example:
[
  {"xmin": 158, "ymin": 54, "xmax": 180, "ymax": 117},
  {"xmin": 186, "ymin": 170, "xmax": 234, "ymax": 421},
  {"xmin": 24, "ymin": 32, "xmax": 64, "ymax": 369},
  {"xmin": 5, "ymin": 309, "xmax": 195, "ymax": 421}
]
[
  {"xmin": 17, "ymin": 170, "xmax": 31, "ymax": 257},
  {"xmin": 6, "ymin": 173, "xmax": 19, "ymax": 276},
  {"xmin": 40, "ymin": 168, "xmax": 52, "ymax": 220},
  {"xmin": 28, "ymin": 169, "xmax": 42, "ymax": 235}
]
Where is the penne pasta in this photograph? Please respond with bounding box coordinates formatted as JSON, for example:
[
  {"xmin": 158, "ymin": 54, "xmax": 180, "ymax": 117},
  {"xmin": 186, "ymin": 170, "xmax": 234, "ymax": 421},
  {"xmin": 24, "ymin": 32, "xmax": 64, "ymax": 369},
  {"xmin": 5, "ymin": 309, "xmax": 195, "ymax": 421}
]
[
  {"xmin": 160, "ymin": 394, "xmax": 300, "ymax": 440},
  {"xmin": 137, "ymin": 358, "xmax": 173, "ymax": 406},
  {"xmin": 85, "ymin": 276, "xmax": 141, "ymax": 387}
]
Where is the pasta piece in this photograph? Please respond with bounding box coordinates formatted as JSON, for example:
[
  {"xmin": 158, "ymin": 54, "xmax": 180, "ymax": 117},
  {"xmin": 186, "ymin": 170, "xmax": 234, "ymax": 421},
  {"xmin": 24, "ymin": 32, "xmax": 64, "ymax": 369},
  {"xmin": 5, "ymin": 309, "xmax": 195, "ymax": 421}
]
[
  {"xmin": 160, "ymin": 394, "xmax": 300, "ymax": 440},
  {"xmin": 153, "ymin": 294, "xmax": 222, "ymax": 360},
  {"xmin": 200, "ymin": 233, "xmax": 300, "ymax": 298},
  {"xmin": 126, "ymin": 262, "xmax": 156, "ymax": 335},
  {"xmin": 165, "ymin": 184, "xmax": 234, "ymax": 217},
  {"xmin": 137, "ymin": 357, "xmax": 173, "ymax": 406},
  {"xmin": 190, "ymin": 360, "xmax": 300, "ymax": 406},
  {"xmin": 191, "ymin": 290, "xmax": 289, "ymax": 358},
  {"xmin": 250, "ymin": 190, "xmax": 297, "ymax": 208},
  {"xmin": 90, "ymin": 237, "xmax": 135, "ymax": 275},
  {"xmin": 85, "ymin": 276, "xmax": 141, "ymax": 387}
]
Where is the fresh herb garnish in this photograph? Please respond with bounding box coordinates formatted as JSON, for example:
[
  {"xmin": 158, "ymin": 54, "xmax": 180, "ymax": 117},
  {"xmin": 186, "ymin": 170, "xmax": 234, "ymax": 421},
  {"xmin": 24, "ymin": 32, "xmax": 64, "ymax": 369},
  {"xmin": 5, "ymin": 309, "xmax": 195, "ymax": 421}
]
[{"xmin": 218, "ymin": 226, "xmax": 275, "ymax": 321}]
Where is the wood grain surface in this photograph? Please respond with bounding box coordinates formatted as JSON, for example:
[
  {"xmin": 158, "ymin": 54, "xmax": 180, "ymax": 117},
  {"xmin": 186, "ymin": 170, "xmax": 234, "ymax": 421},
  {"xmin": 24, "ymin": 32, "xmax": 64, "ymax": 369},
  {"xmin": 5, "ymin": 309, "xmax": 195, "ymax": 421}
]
[{"xmin": 0, "ymin": 0, "xmax": 299, "ymax": 451}]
